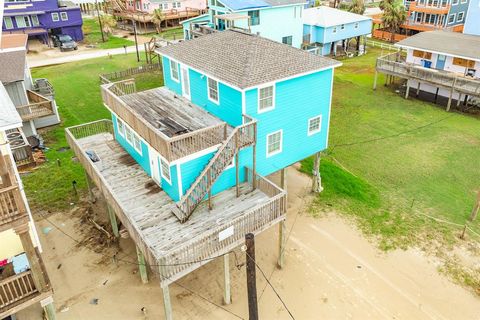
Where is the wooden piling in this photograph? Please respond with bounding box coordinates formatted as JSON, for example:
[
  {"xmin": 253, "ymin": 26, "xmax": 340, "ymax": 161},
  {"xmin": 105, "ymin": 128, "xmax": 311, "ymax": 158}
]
[
  {"xmin": 245, "ymin": 233, "xmax": 258, "ymax": 320},
  {"xmin": 136, "ymin": 246, "xmax": 148, "ymax": 284},
  {"xmin": 107, "ymin": 203, "xmax": 119, "ymax": 237},
  {"xmin": 277, "ymin": 220, "xmax": 286, "ymax": 269},
  {"xmin": 223, "ymin": 253, "xmax": 231, "ymax": 305}
]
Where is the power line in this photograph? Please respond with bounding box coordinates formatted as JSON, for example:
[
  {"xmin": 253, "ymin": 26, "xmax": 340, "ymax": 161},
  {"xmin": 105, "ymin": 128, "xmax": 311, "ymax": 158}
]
[{"xmin": 245, "ymin": 252, "xmax": 295, "ymax": 320}]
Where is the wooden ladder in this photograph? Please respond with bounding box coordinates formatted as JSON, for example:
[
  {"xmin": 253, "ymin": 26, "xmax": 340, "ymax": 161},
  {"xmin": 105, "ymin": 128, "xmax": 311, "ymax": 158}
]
[{"xmin": 172, "ymin": 118, "xmax": 256, "ymax": 223}]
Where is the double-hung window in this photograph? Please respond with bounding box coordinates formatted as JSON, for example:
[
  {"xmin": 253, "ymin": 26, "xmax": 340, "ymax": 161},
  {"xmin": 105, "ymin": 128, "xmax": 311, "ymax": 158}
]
[
  {"xmin": 3, "ymin": 17, "xmax": 14, "ymax": 29},
  {"xmin": 457, "ymin": 11, "xmax": 464, "ymax": 22},
  {"xmin": 125, "ymin": 126, "xmax": 133, "ymax": 144},
  {"xmin": 266, "ymin": 130, "xmax": 282, "ymax": 157},
  {"xmin": 208, "ymin": 77, "xmax": 219, "ymax": 103},
  {"xmin": 15, "ymin": 16, "xmax": 31, "ymax": 28},
  {"xmin": 170, "ymin": 60, "xmax": 179, "ymax": 82},
  {"xmin": 52, "ymin": 12, "xmax": 60, "ymax": 22},
  {"xmin": 133, "ymin": 134, "xmax": 142, "ymax": 153},
  {"xmin": 118, "ymin": 119, "xmax": 125, "ymax": 137},
  {"xmin": 258, "ymin": 85, "xmax": 274, "ymax": 112},
  {"xmin": 248, "ymin": 10, "xmax": 260, "ymax": 26},
  {"xmin": 308, "ymin": 115, "xmax": 322, "ymax": 136},
  {"xmin": 31, "ymin": 15, "xmax": 40, "ymax": 26},
  {"xmin": 448, "ymin": 13, "xmax": 455, "ymax": 24},
  {"xmin": 160, "ymin": 158, "xmax": 171, "ymax": 183},
  {"xmin": 60, "ymin": 12, "xmax": 68, "ymax": 21}
]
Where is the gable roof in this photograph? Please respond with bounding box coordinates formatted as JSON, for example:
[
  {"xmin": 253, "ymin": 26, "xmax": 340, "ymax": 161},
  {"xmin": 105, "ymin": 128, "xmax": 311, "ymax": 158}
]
[
  {"xmin": 303, "ymin": 6, "xmax": 371, "ymax": 27},
  {"xmin": 156, "ymin": 30, "xmax": 340, "ymax": 89},
  {"xmin": 395, "ymin": 31, "xmax": 480, "ymax": 62},
  {"xmin": 219, "ymin": 0, "xmax": 306, "ymax": 11},
  {"xmin": 0, "ymin": 82, "xmax": 22, "ymax": 131},
  {"xmin": 0, "ymin": 50, "xmax": 27, "ymax": 83}
]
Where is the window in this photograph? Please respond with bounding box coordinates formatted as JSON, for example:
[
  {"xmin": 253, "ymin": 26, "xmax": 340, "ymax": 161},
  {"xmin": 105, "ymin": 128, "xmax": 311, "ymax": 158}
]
[
  {"xmin": 207, "ymin": 77, "xmax": 219, "ymax": 103},
  {"xmin": 15, "ymin": 16, "xmax": 31, "ymax": 28},
  {"xmin": 282, "ymin": 36, "xmax": 293, "ymax": 46},
  {"xmin": 332, "ymin": 26, "xmax": 337, "ymax": 33},
  {"xmin": 341, "ymin": 24, "xmax": 345, "ymax": 30},
  {"xmin": 354, "ymin": 22, "xmax": 359, "ymax": 28},
  {"xmin": 118, "ymin": 119, "xmax": 125, "ymax": 137},
  {"xmin": 31, "ymin": 15, "xmax": 39, "ymax": 26},
  {"xmin": 161, "ymin": 3, "xmax": 168, "ymax": 9},
  {"xmin": 448, "ymin": 13, "xmax": 455, "ymax": 24},
  {"xmin": 457, "ymin": 11, "xmax": 464, "ymax": 22},
  {"xmin": 267, "ymin": 130, "xmax": 282, "ymax": 157},
  {"xmin": 51, "ymin": 12, "xmax": 60, "ymax": 22},
  {"xmin": 413, "ymin": 49, "xmax": 432, "ymax": 59},
  {"xmin": 452, "ymin": 57, "xmax": 475, "ymax": 68},
  {"xmin": 125, "ymin": 127, "xmax": 133, "ymax": 144},
  {"xmin": 452, "ymin": 0, "xmax": 458, "ymax": 4},
  {"xmin": 170, "ymin": 60, "xmax": 179, "ymax": 82},
  {"xmin": 3, "ymin": 17, "xmax": 13, "ymax": 29},
  {"xmin": 160, "ymin": 158, "xmax": 171, "ymax": 182},
  {"xmin": 248, "ymin": 10, "xmax": 260, "ymax": 26},
  {"xmin": 133, "ymin": 134, "xmax": 142, "ymax": 153},
  {"xmin": 172, "ymin": 2, "xmax": 181, "ymax": 8},
  {"xmin": 258, "ymin": 85, "xmax": 274, "ymax": 112},
  {"xmin": 60, "ymin": 12, "xmax": 68, "ymax": 21},
  {"xmin": 308, "ymin": 115, "xmax": 322, "ymax": 136}
]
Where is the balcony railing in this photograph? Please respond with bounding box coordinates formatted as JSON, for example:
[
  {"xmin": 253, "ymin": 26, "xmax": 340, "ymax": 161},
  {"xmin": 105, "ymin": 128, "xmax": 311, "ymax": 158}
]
[
  {"xmin": 408, "ymin": 1, "xmax": 450, "ymax": 14},
  {"xmin": 16, "ymin": 90, "xmax": 54, "ymax": 122},
  {"xmin": 0, "ymin": 271, "xmax": 38, "ymax": 311},
  {"xmin": 376, "ymin": 52, "xmax": 480, "ymax": 97},
  {"xmin": 0, "ymin": 185, "xmax": 28, "ymax": 231},
  {"xmin": 101, "ymin": 79, "xmax": 228, "ymax": 162}
]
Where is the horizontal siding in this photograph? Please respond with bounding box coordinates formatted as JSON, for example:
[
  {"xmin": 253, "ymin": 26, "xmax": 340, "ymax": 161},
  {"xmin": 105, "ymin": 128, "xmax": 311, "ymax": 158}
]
[
  {"xmin": 245, "ymin": 68, "xmax": 333, "ymax": 177},
  {"xmin": 321, "ymin": 20, "xmax": 372, "ymax": 43},
  {"xmin": 163, "ymin": 56, "xmax": 182, "ymax": 95}
]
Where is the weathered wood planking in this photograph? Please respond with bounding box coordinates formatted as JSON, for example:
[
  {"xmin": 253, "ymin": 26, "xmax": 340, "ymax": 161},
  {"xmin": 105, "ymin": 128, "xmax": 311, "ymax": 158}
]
[{"xmin": 66, "ymin": 120, "xmax": 287, "ymax": 287}]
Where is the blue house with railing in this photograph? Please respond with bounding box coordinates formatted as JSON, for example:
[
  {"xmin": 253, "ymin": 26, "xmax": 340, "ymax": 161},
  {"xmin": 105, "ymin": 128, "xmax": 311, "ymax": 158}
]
[
  {"xmin": 68, "ymin": 30, "xmax": 339, "ymax": 319},
  {"xmin": 182, "ymin": 0, "xmax": 307, "ymax": 48},
  {"xmin": 303, "ymin": 6, "xmax": 372, "ymax": 56}
]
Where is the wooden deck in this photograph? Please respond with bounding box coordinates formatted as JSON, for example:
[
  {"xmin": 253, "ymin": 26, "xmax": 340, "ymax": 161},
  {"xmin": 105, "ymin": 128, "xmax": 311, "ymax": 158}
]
[
  {"xmin": 101, "ymin": 80, "xmax": 228, "ymax": 162},
  {"xmin": 66, "ymin": 120, "xmax": 287, "ymax": 287},
  {"xmin": 16, "ymin": 90, "xmax": 54, "ymax": 122}
]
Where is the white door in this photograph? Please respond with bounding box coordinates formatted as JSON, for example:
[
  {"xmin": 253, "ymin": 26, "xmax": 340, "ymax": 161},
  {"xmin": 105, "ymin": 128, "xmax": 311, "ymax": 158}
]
[
  {"xmin": 181, "ymin": 66, "xmax": 191, "ymax": 100},
  {"xmin": 149, "ymin": 147, "xmax": 161, "ymax": 185}
]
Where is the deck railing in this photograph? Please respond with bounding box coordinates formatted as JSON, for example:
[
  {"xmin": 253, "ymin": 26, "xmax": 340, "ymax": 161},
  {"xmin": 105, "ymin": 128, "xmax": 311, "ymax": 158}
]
[
  {"xmin": 0, "ymin": 185, "xmax": 27, "ymax": 229},
  {"xmin": 0, "ymin": 271, "xmax": 38, "ymax": 311},
  {"xmin": 376, "ymin": 52, "xmax": 480, "ymax": 97},
  {"xmin": 408, "ymin": 1, "xmax": 450, "ymax": 13},
  {"xmin": 160, "ymin": 168, "xmax": 286, "ymax": 285},
  {"xmin": 101, "ymin": 79, "xmax": 228, "ymax": 162},
  {"xmin": 173, "ymin": 115, "xmax": 257, "ymax": 222},
  {"xmin": 16, "ymin": 90, "xmax": 54, "ymax": 122}
]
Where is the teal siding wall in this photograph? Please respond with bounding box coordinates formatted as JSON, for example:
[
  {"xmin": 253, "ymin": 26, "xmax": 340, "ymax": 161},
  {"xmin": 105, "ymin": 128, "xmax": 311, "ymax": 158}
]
[
  {"xmin": 245, "ymin": 68, "xmax": 333, "ymax": 176},
  {"xmin": 163, "ymin": 56, "xmax": 182, "ymax": 95},
  {"xmin": 111, "ymin": 113, "xmax": 151, "ymax": 176},
  {"xmin": 189, "ymin": 68, "xmax": 243, "ymax": 126},
  {"xmin": 162, "ymin": 162, "xmax": 181, "ymax": 202}
]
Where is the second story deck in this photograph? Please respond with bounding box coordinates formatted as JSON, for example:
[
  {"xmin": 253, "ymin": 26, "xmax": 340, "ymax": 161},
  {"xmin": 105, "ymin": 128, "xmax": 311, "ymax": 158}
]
[
  {"xmin": 16, "ymin": 90, "xmax": 54, "ymax": 122},
  {"xmin": 101, "ymin": 80, "xmax": 228, "ymax": 162}
]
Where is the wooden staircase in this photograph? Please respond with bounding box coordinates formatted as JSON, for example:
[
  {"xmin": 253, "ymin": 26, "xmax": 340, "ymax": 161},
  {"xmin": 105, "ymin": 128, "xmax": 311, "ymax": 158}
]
[{"xmin": 172, "ymin": 116, "xmax": 257, "ymax": 223}]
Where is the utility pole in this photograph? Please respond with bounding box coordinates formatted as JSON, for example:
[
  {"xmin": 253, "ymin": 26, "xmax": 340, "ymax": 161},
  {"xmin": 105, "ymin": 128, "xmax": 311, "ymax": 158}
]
[
  {"xmin": 133, "ymin": 19, "xmax": 140, "ymax": 62},
  {"xmin": 95, "ymin": 0, "xmax": 105, "ymax": 42},
  {"xmin": 245, "ymin": 233, "xmax": 259, "ymax": 320}
]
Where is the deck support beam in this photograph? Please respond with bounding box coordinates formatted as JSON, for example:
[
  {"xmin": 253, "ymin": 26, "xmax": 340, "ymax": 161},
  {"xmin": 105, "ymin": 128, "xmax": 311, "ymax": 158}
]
[
  {"xmin": 405, "ymin": 82, "xmax": 410, "ymax": 99},
  {"xmin": 373, "ymin": 71, "xmax": 378, "ymax": 90},
  {"xmin": 277, "ymin": 220, "xmax": 286, "ymax": 269},
  {"xmin": 235, "ymin": 152, "xmax": 240, "ymax": 198},
  {"xmin": 416, "ymin": 82, "xmax": 421, "ymax": 97},
  {"xmin": 85, "ymin": 172, "xmax": 96, "ymax": 204},
  {"xmin": 223, "ymin": 253, "xmax": 231, "ymax": 305},
  {"xmin": 107, "ymin": 203, "xmax": 119, "ymax": 238},
  {"xmin": 446, "ymin": 78, "xmax": 457, "ymax": 112},
  {"xmin": 44, "ymin": 302, "xmax": 56, "ymax": 320},
  {"xmin": 312, "ymin": 152, "xmax": 323, "ymax": 193},
  {"xmin": 162, "ymin": 285, "xmax": 173, "ymax": 320},
  {"xmin": 136, "ymin": 246, "xmax": 148, "ymax": 284}
]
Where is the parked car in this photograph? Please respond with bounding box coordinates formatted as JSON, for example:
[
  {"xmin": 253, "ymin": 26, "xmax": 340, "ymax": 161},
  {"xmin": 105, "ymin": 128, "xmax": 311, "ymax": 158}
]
[{"xmin": 52, "ymin": 34, "xmax": 78, "ymax": 51}]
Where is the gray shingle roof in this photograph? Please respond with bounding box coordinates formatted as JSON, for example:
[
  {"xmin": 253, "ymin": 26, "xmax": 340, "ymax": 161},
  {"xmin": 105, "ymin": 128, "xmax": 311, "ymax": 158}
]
[
  {"xmin": 157, "ymin": 30, "xmax": 340, "ymax": 89},
  {"xmin": 396, "ymin": 31, "xmax": 480, "ymax": 61},
  {"xmin": 0, "ymin": 50, "xmax": 27, "ymax": 83}
]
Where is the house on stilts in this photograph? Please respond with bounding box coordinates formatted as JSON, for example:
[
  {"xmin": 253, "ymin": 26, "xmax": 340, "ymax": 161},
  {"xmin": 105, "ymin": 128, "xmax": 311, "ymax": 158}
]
[{"xmin": 66, "ymin": 30, "xmax": 340, "ymax": 319}]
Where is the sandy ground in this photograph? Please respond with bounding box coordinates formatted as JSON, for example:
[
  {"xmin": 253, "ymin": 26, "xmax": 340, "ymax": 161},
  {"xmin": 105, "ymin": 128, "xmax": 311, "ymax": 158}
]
[{"xmin": 17, "ymin": 166, "xmax": 480, "ymax": 319}]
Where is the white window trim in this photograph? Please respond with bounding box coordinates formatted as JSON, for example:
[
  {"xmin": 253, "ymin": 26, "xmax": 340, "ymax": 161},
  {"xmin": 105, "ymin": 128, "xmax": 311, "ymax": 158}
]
[
  {"xmin": 307, "ymin": 115, "xmax": 322, "ymax": 136},
  {"xmin": 133, "ymin": 133, "xmax": 142, "ymax": 154},
  {"xmin": 448, "ymin": 13, "xmax": 456, "ymax": 24},
  {"xmin": 160, "ymin": 158, "xmax": 172, "ymax": 184},
  {"xmin": 207, "ymin": 77, "xmax": 220, "ymax": 104},
  {"xmin": 117, "ymin": 118, "xmax": 125, "ymax": 137},
  {"xmin": 4, "ymin": 17, "xmax": 14, "ymax": 29},
  {"xmin": 31, "ymin": 15, "xmax": 40, "ymax": 26},
  {"xmin": 457, "ymin": 11, "xmax": 464, "ymax": 22},
  {"xmin": 266, "ymin": 130, "xmax": 283, "ymax": 158},
  {"xmin": 257, "ymin": 84, "xmax": 275, "ymax": 113},
  {"xmin": 60, "ymin": 11, "xmax": 68, "ymax": 21},
  {"xmin": 51, "ymin": 12, "xmax": 60, "ymax": 22},
  {"xmin": 170, "ymin": 60, "xmax": 180, "ymax": 82},
  {"xmin": 451, "ymin": 0, "xmax": 458, "ymax": 4}
]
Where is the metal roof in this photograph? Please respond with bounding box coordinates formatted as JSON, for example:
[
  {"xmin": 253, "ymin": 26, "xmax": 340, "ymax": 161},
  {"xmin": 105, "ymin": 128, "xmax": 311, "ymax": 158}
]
[
  {"xmin": 0, "ymin": 82, "xmax": 22, "ymax": 131},
  {"xmin": 0, "ymin": 50, "xmax": 27, "ymax": 83},
  {"xmin": 157, "ymin": 30, "xmax": 340, "ymax": 89},
  {"xmin": 303, "ymin": 6, "xmax": 371, "ymax": 27},
  {"xmin": 395, "ymin": 31, "xmax": 480, "ymax": 61}
]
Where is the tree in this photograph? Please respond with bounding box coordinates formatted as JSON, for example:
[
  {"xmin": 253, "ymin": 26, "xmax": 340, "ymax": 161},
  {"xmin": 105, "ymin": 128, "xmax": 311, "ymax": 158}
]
[
  {"xmin": 152, "ymin": 8, "xmax": 165, "ymax": 34},
  {"xmin": 348, "ymin": 0, "xmax": 365, "ymax": 14},
  {"xmin": 100, "ymin": 14, "xmax": 117, "ymax": 36},
  {"xmin": 381, "ymin": 0, "xmax": 407, "ymax": 43}
]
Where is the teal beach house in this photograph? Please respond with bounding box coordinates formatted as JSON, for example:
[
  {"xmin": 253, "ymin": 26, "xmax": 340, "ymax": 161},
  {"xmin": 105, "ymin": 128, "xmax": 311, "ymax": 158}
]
[
  {"xmin": 182, "ymin": 0, "xmax": 307, "ymax": 48},
  {"xmin": 66, "ymin": 30, "xmax": 340, "ymax": 319}
]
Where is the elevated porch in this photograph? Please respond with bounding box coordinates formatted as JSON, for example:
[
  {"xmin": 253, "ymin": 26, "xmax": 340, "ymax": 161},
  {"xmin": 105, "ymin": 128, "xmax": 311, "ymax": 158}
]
[
  {"xmin": 65, "ymin": 120, "xmax": 287, "ymax": 289},
  {"xmin": 16, "ymin": 90, "xmax": 55, "ymax": 122}
]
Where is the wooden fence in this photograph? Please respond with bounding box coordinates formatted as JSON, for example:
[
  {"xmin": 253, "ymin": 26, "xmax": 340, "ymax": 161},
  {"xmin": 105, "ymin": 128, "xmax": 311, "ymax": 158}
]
[{"xmin": 99, "ymin": 62, "xmax": 162, "ymax": 84}]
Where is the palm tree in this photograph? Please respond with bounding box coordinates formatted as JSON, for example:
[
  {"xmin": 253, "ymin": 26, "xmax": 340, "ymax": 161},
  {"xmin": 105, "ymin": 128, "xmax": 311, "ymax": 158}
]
[
  {"xmin": 100, "ymin": 14, "xmax": 117, "ymax": 36},
  {"xmin": 348, "ymin": 0, "xmax": 365, "ymax": 14},
  {"xmin": 381, "ymin": 0, "xmax": 407, "ymax": 43},
  {"xmin": 152, "ymin": 8, "xmax": 164, "ymax": 34}
]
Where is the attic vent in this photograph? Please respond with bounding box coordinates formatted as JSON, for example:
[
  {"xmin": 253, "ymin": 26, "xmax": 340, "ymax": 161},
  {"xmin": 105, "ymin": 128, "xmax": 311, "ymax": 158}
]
[{"xmin": 156, "ymin": 117, "xmax": 189, "ymax": 136}]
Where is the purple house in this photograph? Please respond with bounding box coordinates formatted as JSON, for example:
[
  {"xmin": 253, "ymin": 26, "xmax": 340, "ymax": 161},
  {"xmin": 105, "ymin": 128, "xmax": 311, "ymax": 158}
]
[{"xmin": 2, "ymin": 0, "xmax": 84, "ymax": 45}]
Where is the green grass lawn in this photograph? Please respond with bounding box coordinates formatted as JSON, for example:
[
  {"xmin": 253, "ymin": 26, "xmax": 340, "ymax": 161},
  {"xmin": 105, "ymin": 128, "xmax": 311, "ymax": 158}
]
[
  {"xmin": 301, "ymin": 48, "xmax": 480, "ymax": 250},
  {"xmin": 82, "ymin": 18, "xmax": 135, "ymax": 49},
  {"xmin": 25, "ymin": 54, "xmax": 162, "ymax": 211}
]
